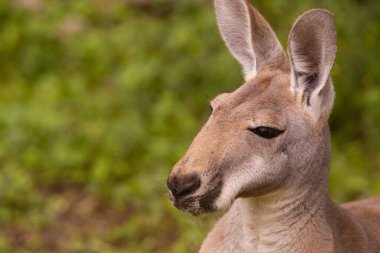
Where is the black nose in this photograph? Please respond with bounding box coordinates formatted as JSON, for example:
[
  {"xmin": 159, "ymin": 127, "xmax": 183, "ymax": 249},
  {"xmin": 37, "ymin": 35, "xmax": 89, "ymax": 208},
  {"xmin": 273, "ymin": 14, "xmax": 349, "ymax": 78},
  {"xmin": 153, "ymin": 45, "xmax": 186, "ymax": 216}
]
[{"xmin": 167, "ymin": 174, "xmax": 201, "ymax": 199}]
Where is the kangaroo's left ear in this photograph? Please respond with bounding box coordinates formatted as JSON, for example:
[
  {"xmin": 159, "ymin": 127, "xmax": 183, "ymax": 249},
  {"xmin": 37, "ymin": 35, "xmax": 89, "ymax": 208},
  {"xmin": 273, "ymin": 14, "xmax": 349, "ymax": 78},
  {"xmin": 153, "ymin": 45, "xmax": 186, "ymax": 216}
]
[
  {"xmin": 215, "ymin": 0, "xmax": 284, "ymax": 82},
  {"xmin": 288, "ymin": 9, "xmax": 337, "ymax": 121}
]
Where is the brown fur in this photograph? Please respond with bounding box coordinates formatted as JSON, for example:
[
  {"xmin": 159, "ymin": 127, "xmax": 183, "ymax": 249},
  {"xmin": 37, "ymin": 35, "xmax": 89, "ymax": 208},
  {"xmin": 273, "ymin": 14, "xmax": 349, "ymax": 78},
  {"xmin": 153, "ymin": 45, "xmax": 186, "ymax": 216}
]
[{"xmin": 167, "ymin": 1, "xmax": 380, "ymax": 252}]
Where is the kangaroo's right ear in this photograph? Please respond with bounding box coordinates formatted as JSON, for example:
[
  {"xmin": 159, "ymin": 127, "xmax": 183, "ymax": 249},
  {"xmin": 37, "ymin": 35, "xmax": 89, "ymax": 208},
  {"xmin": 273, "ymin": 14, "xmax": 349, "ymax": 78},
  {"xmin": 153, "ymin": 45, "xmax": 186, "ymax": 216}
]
[
  {"xmin": 215, "ymin": 0, "xmax": 284, "ymax": 81},
  {"xmin": 288, "ymin": 9, "xmax": 337, "ymax": 121}
]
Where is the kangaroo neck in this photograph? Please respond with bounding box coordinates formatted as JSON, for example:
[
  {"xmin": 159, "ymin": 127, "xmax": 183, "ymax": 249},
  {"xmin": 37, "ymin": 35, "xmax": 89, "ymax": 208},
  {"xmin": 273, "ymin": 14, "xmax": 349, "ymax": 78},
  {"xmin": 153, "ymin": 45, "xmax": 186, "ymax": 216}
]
[{"xmin": 235, "ymin": 181, "xmax": 334, "ymax": 253}]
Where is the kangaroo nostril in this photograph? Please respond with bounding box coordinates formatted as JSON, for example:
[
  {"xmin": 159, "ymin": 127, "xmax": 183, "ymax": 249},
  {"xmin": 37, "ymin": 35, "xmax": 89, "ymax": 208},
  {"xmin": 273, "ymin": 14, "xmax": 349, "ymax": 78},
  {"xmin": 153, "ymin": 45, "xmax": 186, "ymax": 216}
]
[
  {"xmin": 167, "ymin": 174, "xmax": 201, "ymax": 199},
  {"xmin": 177, "ymin": 176, "xmax": 200, "ymax": 197},
  {"xmin": 167, "ymin": 177, "xmax": 177, "ymax": 196}
]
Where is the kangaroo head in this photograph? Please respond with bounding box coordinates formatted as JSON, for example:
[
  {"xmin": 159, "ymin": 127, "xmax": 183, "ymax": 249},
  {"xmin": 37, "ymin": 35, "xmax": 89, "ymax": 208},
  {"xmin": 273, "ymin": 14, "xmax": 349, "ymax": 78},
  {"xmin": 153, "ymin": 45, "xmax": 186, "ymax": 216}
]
[{"xmin": 167, "ymin": 0, "xmax": 337, "ymax": 215}]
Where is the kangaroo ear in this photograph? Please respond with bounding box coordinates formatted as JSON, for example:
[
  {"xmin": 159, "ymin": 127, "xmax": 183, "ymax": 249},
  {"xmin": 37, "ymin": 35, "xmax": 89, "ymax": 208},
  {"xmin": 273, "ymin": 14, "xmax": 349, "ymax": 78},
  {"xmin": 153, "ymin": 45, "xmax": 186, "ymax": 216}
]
[
  {"xmin": 215, "ymin": 0, "xmax": 284, "ymax": 81},
  {"xmin": 288, "ymin": 9, "xmax": 337, "ymax": 120}
]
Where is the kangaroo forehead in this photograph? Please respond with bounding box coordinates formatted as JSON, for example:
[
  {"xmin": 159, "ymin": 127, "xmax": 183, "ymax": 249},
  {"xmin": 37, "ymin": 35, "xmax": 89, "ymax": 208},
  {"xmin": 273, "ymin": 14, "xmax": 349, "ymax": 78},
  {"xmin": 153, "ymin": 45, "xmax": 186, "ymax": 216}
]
[{"xmin": 212, "ymin": 71, "xmax": 292, "ymax": 111}]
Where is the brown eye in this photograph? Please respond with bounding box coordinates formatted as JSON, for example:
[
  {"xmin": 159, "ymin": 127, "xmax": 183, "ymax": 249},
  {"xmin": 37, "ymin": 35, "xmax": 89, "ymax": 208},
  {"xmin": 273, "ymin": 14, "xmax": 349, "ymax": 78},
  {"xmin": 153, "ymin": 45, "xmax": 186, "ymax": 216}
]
[{"xmin": 249, "ymin": 127, "xmax": 284, "ymax": 139}]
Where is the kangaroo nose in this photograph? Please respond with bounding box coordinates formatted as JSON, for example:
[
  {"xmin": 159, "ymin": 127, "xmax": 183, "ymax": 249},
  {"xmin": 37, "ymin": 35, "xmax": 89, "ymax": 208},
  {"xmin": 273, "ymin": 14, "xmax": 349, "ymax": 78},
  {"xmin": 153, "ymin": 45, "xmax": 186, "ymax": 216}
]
[{"xmin": 167, "ymin": 174, "xmax": 201, "ymax": 199}]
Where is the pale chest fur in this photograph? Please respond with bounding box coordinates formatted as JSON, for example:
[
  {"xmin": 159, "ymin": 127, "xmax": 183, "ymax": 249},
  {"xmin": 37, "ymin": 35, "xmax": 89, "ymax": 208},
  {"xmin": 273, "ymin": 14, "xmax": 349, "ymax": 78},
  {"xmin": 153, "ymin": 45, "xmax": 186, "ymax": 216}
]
[
  {"xmin": 201, "ymin": 222, "xmax": 333, "ymax": 253},
  {"xmin": 200, "ymin": 199, "xmax": 335, "ymax": 253}
]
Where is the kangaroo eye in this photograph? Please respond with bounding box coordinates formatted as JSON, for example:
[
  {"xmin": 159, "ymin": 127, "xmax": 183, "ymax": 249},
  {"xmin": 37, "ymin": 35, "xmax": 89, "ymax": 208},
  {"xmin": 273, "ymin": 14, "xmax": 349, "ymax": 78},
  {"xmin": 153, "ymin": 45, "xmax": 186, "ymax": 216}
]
[{"xmin": 249, "ymin": 127, "xmax": 284, "ymax": 139}]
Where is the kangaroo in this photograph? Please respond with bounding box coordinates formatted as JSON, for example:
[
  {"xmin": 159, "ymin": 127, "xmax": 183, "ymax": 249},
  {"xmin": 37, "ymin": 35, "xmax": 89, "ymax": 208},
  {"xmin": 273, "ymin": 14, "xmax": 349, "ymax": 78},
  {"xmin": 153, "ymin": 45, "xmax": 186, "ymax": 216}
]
[{"xmin": 167, "ymin": 0, "xmax": 380, "ymax": 252}]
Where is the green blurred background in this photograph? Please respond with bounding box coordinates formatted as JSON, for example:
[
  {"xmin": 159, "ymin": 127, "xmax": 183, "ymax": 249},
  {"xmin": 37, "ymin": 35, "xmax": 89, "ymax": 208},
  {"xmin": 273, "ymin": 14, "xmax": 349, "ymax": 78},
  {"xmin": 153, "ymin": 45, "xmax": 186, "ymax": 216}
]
[{"xmin": 0, "ymin": 0, "xmax": 379, "ymax": 252}]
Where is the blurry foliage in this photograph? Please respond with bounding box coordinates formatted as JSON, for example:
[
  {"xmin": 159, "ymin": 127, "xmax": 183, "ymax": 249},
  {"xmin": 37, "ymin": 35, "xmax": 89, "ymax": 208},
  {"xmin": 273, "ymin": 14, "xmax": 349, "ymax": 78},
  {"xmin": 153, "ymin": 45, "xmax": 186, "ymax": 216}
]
[{"xmin": 0, "ymin": 0, "xmax": 379, "ymax": 252}]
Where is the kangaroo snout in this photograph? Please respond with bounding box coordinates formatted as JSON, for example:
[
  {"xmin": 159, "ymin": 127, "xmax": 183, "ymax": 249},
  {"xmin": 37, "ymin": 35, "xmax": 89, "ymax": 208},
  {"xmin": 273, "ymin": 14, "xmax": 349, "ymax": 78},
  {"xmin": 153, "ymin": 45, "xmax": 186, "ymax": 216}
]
[{"xmin": 167, "ymin": 173, "xmax": 201, "ymax": 200}]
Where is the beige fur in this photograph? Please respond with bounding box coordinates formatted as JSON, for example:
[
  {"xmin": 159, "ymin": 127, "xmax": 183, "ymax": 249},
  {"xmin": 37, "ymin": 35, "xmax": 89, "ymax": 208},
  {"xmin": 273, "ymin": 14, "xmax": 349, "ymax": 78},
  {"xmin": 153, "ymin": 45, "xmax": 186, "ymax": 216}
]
[{"xmin": 167, "ymin": 1, "xmax": 380, "ymax": 252}]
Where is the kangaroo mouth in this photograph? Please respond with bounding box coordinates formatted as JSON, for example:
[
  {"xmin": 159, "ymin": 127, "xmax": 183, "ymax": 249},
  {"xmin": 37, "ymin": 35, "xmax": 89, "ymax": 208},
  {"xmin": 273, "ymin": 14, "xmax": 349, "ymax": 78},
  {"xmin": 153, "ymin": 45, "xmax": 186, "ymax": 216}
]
[{"xmin": 170, "ymin": 174, "xmax": 223, "ymax": 215}]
